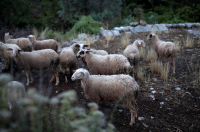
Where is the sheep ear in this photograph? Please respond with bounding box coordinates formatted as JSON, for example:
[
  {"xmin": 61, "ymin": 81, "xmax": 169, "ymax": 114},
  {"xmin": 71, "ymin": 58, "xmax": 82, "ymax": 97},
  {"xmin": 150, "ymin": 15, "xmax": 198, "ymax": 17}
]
[
  {"xmin": 74, "ymin": 43, "xmax": 80, "ymax": 47},
  {"xmin": 18, "ymin": 49, "xmax": 23, "ymax": 52}
]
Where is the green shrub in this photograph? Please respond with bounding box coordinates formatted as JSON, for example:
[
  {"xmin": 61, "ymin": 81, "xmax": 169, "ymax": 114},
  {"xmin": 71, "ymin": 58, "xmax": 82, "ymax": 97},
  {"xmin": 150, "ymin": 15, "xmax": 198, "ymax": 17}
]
[
  {"xmin": 0, "ymin": 74, "xmax": 115, "ymax": 132},
  {"xmin": 65, "ymin": 16, "xmax": 101, "ymax": 38}
]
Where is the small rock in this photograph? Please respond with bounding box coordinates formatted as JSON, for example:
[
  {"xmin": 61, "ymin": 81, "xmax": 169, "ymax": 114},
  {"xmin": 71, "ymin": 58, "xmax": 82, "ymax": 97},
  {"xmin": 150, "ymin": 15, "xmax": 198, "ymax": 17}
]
[
  {"xmin": 138, "ymin": 117, "xmax": 145, "ymax": 121},
  {"xmin": 151, "ymin": 116, "xmax": 154, "ymax": 119},
  {"xmin": 150, "ymin": 87, "xmax": 154, "ymax": 90},
  {"xmin": 119, "ymin": 110, "xmax": 123, "ymax": 112},
  {"xmin": 56, "ymin": 91, "xmax": 58, "ymax": 93},
  {"xmin": 175, "ymin": 87, "xmax": 181, "ymax": 91},
  {"xmin": 142, "ymin": 123, "xmax": 148, "ymax": 128},
  {"xmin": 152, "ymin": 78, "xmax": 157, "ymax": 82},
  {"xmin": 151, "ymin": 90, "xmax": 156, "ymax": 94},
  {"xmin": 140, "ymin": 20, "xmax": 147, "ymax": 26},
  {"xmin": 130, "ymin": 21, "xmax": 139, "ymax": 27}
]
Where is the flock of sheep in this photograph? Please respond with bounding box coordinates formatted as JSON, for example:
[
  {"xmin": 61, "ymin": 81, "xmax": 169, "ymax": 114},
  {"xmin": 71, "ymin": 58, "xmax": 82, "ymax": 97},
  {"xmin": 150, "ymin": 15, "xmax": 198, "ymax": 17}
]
[{"xmin": 0, "ymin": 32, "xmax": 176, "ymax": 126}]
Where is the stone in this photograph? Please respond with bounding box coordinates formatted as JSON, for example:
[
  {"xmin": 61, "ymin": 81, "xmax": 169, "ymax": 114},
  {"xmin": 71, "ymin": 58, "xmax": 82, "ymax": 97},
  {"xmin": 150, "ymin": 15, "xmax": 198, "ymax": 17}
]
[
  {"xmin": 155, "ymin": 24, "xmax": 168, "ymax": 31},
  {"xmin": 111, "ymin": 30, "xmax": 121, "ymax": 36},
  {"xmin": 78, "ymin": 33, "xmax": 87, "ymax": 41},
  {"xmin": 134, "ymin": 25, "xmax": 151, "ymax": 33},
  {"xmin": 100, "ymin": 27, "xmax": 114, "ymax": 37},
  {"xmin": 130, "ymin": 21, "xmax": 139, "ymax": 27},
  {"xmin": 140, "ymin": 20, "xmax": 147, "ymax": 26},
  {"xmin": 129, "ymin": 27, "xmax": 137, "ymax": 34}
]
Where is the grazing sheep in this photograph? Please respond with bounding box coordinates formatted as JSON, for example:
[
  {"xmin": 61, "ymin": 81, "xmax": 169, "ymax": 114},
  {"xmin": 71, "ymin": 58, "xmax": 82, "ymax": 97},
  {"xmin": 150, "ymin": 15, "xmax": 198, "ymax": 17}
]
[
  {"xmin": 27, "ymin": 35, "xmax": 58, "ymax": 52},
  {"xmin": 5, "ymin": 81, "xmax": 26, "ymax": 110},
  {"xmin": 9, "ymin": 43, "xmax": 59, "ymax": 86},
  {"xmin": 59, "ymin": 43, "xmax": 81, "ymax": 83},
  {"xmin": 71, "ymin": 68, "xmax": 139, "ymax": 126},
  {"xmin": 147, "ymin": 33, "xmax": 176, "ymax": 74},
  {"xmin": 4, "ymin": 33, "xmax": 32, "ymax": 51},
  {"xmin": 123, "ymin": 39, "xmax": 146, "ymax": 75},
  {"xmin": 77, "ymin": 49, "xmax": 132, "ymax": 76},
  {"xmin": 0, "ymin": 42, "xmax": 20, "ymax": 70}
]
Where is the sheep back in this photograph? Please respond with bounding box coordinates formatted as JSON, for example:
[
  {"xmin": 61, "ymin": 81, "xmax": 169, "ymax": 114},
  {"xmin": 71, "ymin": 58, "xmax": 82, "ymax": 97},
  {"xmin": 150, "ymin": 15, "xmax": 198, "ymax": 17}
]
[
  {"xmin": 33, "ymin": 39, "xmax": 58, "ymax": 52},
  {"xmin": 14, "ymin": 49, "xmax": 59, "ymax": 70},
  {"xmin": 59, "ymin": 47, "xmax": 77, "ymax": 71},
  {"xmin": 83, "ymin": 74, "xmax": 139, "ymax": 103},
  {"xmin": 6, "ymin": 38, "xmax": 32, "ymax": 52},
  {"xmin": 85, "ymin": 53, "xmax": 131, "ymax": 75},
  {"xmin": 158, "ymin": 42, "xmax": 175, "ymax": 57}
]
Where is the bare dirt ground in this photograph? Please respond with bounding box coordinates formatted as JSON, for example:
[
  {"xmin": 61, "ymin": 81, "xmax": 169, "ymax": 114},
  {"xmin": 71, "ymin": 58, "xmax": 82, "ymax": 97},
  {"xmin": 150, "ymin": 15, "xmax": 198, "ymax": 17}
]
[{"xmin": 1, "ymin": 28, "xmax": 200, "ymax": 132}]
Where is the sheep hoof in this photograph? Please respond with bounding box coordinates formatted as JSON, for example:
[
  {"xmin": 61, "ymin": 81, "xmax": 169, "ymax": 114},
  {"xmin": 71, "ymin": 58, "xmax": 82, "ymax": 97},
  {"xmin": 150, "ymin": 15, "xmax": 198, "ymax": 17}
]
[
  {"xmin": 55, "ymin": 83, "xmax": 59, "ymax": 86},
  {"xmin": 129, "ymin": 122, "xmax": 133, "ymax": 126},
  {"xmin": 26, "ymin": 83, "xmax": 29, "ymax": 86}
]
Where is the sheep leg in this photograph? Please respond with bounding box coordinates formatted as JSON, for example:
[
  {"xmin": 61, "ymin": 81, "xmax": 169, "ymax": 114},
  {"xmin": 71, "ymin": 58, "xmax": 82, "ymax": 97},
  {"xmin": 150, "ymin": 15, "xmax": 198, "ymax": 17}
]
[
  {"xmin": 30, "ymin": 72, "xmax": 34, "ymax": 83},
  {"xmin": 172, "ymin": 56, "xmax": 175, "ymax": 74},
  {"xmin": 165, "ymin": 57, "xmax": 169, "ymax": 67},
  {"xmin": 65, "ymin": 75, "xmax": 68, "ymax": 84},
  {"xmin": 126, "ymin": 101, "xmax": 137, "ymax": 126},
  {"xmin": 50, "ymin": 73, "xmax": 55, "ymax": 83},
  {"xmin": 55, "ymin": 72, "xmax": 59, "ymax": 86},
  {"xmin": 25, "ymin": 71, "xmax": 30, "ymax": 86}
]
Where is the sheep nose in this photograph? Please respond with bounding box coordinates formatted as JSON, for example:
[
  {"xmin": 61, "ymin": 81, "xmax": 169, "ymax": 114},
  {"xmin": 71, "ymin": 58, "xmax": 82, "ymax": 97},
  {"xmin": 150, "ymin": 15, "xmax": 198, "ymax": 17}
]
[
  {"xmin": 76, "ymin": 55, "xmax": 80, "ymax": 59},
  {"xmin": 71, "ymin": 76, "xmax": 74, "ymax": 80}
]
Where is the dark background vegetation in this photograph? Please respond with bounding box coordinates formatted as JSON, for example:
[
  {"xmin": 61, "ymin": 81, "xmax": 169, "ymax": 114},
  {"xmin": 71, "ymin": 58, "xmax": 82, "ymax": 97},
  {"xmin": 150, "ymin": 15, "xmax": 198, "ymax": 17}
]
[{"xmin": 0, "ymin": 0, "xmax": 200, "ymax": 31}]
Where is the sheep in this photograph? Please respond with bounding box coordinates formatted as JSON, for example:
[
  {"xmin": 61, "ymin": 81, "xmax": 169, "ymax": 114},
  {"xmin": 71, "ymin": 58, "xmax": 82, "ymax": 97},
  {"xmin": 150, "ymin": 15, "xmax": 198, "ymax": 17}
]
[
  {"xmin": 59, "ymin": 43, "xmax": 81, "ymax": 83},
  {"xmin": 77, "ymin": 49, "xmax": 132, "ymax": 76},
  {"xmin": 9, "ymin": 43, "xmax": 59, "ymax": 86},
  {"xmin": 0, "ymin": 42, "xmax": 21, "ymax": 71},
  {"xmin": 27, "ymin": 35, "xmax": 59, "ymax": 52},
  {"xmin": 147, "ymin": 33, "xmax": 176, "ymax": 74},
  {"xmin": 5, "ymin": 81, "xmax": 26, "ymax": 110},
  {"xmin": 71, "ymin": 68, "xmax": 139, "ymax": 126},
  {"xmin": 123, "ymin": 39, "xmax": 146, "ymax": 74},
  {"xmin": 4, "ymin": 32, "xmax": 32, "ymax": 52}
]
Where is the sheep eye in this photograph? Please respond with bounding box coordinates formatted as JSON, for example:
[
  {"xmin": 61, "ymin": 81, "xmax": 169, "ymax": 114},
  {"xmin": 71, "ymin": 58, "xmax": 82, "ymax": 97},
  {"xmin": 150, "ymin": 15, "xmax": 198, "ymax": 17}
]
[{"xmin": 149, "ymin": 34, "xmax": 152, "ymax": 38}]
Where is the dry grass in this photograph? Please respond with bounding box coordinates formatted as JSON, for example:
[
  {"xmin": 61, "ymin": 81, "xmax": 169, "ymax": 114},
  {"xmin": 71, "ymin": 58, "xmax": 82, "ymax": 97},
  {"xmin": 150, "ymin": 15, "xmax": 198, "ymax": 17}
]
[
  {"xmin": 161, "ymin": 63, "xmax": 169, "ymax": 81},
  {"xmin": 146, "ymin": 47, "xmax": 157, "ymax": 62},
  {"xmin": 137, "ymin": 67, "xmax": 145, "ymax": 80},
  {"xmin": 39, "ymin": 27, "xmax": 49, "ymax": 40},
  {"xmin": 32, "ymin": 27, "xmax": 38, "ymax": 39},
  {"xmin": 150, "ymin": 60, "xmax": 162, "ymax": 74},
  {"xmin": 139, "ymin": 47, "xmax": 146, "ymax": 59},
  {"xmin": 174, "ymin": 38, "xmax": 181, "ymax": 52},
  {"xmin": 104, "ymin": 35, "xmax": 115, "ymax": 48},
  {"xmin": 85, "ymin": 35, "xmax": 96, "ymax": 48},
  {"xmin": 120, "ymin": 33, "xmax": 131, "ymax": 49},
  {"xmin": 184, "ymin": 35, "xmax": 194, "ymax": 48}
]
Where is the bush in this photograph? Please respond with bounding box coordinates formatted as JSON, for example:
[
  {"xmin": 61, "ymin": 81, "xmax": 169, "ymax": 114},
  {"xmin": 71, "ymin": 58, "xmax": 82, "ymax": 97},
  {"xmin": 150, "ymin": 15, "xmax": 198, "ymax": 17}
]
[
  {"xmin": 65, "ymin": 16, "xmax": 101, "ymax": 38},
  {"xmin": 0, "ymin": 74, "xmax": 115, "ymax": 132}
]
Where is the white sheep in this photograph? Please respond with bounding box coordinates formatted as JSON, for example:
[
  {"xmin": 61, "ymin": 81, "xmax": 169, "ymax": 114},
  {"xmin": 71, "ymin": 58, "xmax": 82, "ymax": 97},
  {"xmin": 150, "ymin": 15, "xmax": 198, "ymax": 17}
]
[
  {"xmin": 27, "ymin": 35, "xmax": 59, "ymax": 52},
  {"xmin": 9, "ymin": 44, "xmax": 59, "ymax": 86},
  {"xmin": 71, "ymin": 68, "xmax": 139, "ymax": 126},
  {"xmin": 0, "ymin": 42, "xmax": 20, "ymax": 70},
  {"xmin": 4, "ymin": 33, "xmax": 32, "ymax": 52},
  {"xmin": 5, "ymin": 81, "xmax": 26, "ymax": 110},
  {"xmin": 147, "ymin": 33, "xmax": 176, "ymax": 74},
  {"xmin": 59, "ymin": 43, "xmax": 81, "ymax": 83},
  {"xmin": 77, "ymin": 49, "xmax": 132, "ymax": 76},
  {"xmin": 123, "ymin": 39, "xmax": 146, "ymax": 75}
]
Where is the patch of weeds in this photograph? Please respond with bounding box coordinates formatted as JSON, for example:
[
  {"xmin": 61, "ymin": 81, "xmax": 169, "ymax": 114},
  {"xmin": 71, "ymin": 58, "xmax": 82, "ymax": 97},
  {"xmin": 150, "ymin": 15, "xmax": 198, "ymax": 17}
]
[
  {"xmin": 104, "ymin": 35, "xmax": 115, "ymax": 48},
  {"xmin": 150, "ymin": 60, "xmax": 162, "ymax": 74},
  {"xmin": 184, "ymin": 34, "xmax": 194, "ymax": 49},
  {"xmin": 139, "ymin": 47, "xmax": 146, "ymax": 59},
  {"xmin": 161, "ymin": 63, "xmax": 169, "ymax": 81},
  {"xmin": 137, "ymin": 67, "xmax": 145, "ymax": 80},
  {"xmin": 174, "ymin": 38, "xmax": 181, "ymax": 52},
  {"xmin": 120, "ymin": 33, "xmax": 131, "ymax": 49},
  {"xmin": 146, "ymin": 47, "xmax": 157, "ymax": 62}
]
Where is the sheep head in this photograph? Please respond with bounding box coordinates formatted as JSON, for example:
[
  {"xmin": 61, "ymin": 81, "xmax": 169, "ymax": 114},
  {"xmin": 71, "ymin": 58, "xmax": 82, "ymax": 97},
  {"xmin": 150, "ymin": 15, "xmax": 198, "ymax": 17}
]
[
  {"xmin": 76, "ymin": 49, "xmax": 91, "ymax": 58},
  {"xmin": 147, "ymin": 33, "xmax": 156, "ymax": 40},
  {"xmin": 71, "ymin": 68, "xmax": 89, "ymax": 81},
  {"xmin": 136, "ymin": 39, "xmax": 146, "ymax": 48},
  {"xmin": 4, "ymin": 32, "xmax": 12, "ymax": 41},
  {"xmin": 6, "ymin": 46, "xmax": 23, "ymax": 57},
  {"xmin": 27, "ymin": 35, "xmax": 36, "ymax": 43}
]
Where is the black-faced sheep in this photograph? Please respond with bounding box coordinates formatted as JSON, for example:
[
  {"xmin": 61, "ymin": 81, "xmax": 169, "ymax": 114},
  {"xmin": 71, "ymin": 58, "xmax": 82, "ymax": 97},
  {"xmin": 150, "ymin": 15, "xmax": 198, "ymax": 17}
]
[
  {"xmin": 123, "ymin": 39, "xmax": 146, "ymax": 75},
  {"xmin": 77, "ymin": 49, "xmax": 132, "ymax": 76},
  {"xmin": 147, "ymin": 33, "xmax": 176, "ymax": 74},
  {"xmin": 9, "ymin": 44, "xmax": 59, "ymax": 86},
  {"xmin": 4, "ymin": 33, "xmax": 32, "ymax": 52},
  {"xmin": 71, "ymin": 68, "xmax": 139, "ymax": 126},
  {"xmin": 27, "ymin": 35, "xmax": 59, "ymax": 52}
]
